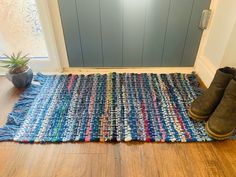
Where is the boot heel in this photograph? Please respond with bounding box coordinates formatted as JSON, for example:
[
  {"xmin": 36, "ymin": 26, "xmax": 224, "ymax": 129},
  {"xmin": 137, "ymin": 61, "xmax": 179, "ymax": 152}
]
[
  {"xmin": 206, "ymin": 122, "xmax": 234, "ymax": 140},
  {"xmin": 188, "ymin": 109, "xmax": 210, "ymax": 121}
]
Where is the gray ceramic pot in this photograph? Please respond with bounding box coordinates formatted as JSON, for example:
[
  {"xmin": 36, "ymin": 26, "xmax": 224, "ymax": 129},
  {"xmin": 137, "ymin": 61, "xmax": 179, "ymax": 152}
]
[{"xmin": 6, "ymin": 66, "xmax": 33, "ymax": 88}]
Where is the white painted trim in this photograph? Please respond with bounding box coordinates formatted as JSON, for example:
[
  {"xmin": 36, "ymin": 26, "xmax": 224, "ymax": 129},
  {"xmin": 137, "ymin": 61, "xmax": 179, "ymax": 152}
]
[
  {"xmin": 1, "ymin": 67, "xmax": 194, "ymax": 76},
  {"xmin": 195, "ymin": 56, "xmax": 216, "ymax": 87},
  {"xmin": 194, "ymin": 0, "xmax": 217, "ymax": 87},
  {"xmin": 63, "ymin": 67, "xmax": 194, "ymax": 74},
  {"xmin": 29, "ymin": 0, "xmax": 62, "ymax": 72},
  {"xmin": 47, "ymin": 0, "xmax": 70, "ymax": 68}
]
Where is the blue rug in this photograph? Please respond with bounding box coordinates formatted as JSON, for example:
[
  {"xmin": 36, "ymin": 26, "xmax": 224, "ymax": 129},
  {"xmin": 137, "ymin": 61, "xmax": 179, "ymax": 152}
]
[{"xmin": 0, "ymin": 72, "xmax": 216, "ymax": 143}]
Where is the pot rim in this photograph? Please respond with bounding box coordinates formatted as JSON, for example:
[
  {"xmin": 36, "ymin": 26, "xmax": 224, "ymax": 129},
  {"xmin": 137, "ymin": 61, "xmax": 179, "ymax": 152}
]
[{"xmin": 7, "ymin": 66, "xmax": 31, "ymax": 76}]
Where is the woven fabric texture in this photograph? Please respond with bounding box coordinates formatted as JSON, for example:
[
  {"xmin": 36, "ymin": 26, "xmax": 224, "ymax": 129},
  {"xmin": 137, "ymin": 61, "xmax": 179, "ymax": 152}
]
[{"xmin": 0, "ymin": 73, "xmax": 214, "ymax": 143}]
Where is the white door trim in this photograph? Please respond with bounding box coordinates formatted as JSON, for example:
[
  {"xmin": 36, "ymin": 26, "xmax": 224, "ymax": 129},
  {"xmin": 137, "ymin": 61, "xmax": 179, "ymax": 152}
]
[{"xmin": 30, "ymin": 0, "xmax": 63, "ymax": 72}]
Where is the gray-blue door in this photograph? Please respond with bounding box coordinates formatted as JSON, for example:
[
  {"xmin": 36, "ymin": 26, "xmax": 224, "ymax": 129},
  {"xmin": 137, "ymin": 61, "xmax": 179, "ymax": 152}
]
[{"xmin": 58, "ymin": 0, "xmax": 211, "ymax": 67}]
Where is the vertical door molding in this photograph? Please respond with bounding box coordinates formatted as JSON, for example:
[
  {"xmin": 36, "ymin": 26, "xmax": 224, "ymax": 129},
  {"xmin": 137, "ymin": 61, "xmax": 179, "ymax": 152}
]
[
  {"xmin": 161, "ymin": 0, "xmax": 194, "ymax": 66},
  {"xmin": 76, "ymin": 0, "xmax": 103, "ymax": 67},
  {"xmin": 142, "ymin": 0, "xmax": 170, "ymax": 66},
  {"xmin": 58, "ymin": 0, "xmax": 83, "ymax": 67},
  {"xmin": 100, "ymin": 0, "xmax": 123, "ymax": 67},
  {"xmin": 123, "ymin": 0, "xmax": 146, "ymax": 66}
]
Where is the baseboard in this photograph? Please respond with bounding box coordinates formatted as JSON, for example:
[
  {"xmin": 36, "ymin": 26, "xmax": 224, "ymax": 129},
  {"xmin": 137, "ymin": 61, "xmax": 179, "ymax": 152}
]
[
  {"xmin": 194, "ymin": 56, "xmax": 217, "ymax": 87},
  {"xmin": 1, "ymin": 67, "xmax": 194, "ymax": 77},
  {"xmin": 63, "ymin": 67, "xmax": 194, "ymax": 74}
]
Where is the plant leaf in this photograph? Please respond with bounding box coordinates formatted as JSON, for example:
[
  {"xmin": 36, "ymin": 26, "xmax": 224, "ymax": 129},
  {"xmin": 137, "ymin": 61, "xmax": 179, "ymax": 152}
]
[
  {"xmin": 0, "ymin": 60, "xmax": 12, "ymax": 63},
  {"xmin": 3, "ymin": 54, "xmax": 11, "ymax": 59},
  {"xmin": 16, "ymin": 51, "xmax": 22, "ymax": 59},
  {"xmin": 0, "ymin": 64, "xmax": 11, "ymax": 68},
  {"xmin": 1, "ymin": 52, "xmax": 30, "ymax": 69}
]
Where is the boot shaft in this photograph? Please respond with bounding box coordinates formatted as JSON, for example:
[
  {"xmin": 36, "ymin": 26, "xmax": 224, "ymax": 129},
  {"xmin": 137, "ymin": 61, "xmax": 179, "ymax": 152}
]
[
  {"xmin": 210, "ymin": 67, "xmax": 236, "ymax": 89},
  {"xmin": 224, "ymin": 78, "xmax": 236, "ymax": 97}
]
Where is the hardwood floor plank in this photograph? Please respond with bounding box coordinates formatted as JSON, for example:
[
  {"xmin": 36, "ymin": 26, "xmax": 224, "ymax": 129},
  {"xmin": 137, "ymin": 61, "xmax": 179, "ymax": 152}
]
[{"xmin": 60, "ymin": 142, "xmax": 107, "ymax": 154}]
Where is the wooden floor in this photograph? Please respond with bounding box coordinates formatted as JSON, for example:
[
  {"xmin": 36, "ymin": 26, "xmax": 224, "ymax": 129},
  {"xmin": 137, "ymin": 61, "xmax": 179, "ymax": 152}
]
[{"xmin": 0, "ymin": 75, "xmax": 236, "ymax": 177}]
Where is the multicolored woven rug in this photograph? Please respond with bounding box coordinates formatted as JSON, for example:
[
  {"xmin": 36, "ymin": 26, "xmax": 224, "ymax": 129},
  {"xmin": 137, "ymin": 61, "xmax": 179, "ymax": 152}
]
[{"xmin": 0, "ymin": 72, "xmax": 214, "ymax": 143}]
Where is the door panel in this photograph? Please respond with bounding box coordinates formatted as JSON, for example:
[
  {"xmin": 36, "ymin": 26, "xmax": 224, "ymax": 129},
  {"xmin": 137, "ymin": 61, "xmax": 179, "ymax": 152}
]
[
  {"xmin": 123, "ymin": 0, "xmax": 146, "ymax": 66},
  {"xmin": 76, "ymin": 0, "xmax": 103, "ymax": 67},
  {"xmin": 100, "ymin": 0, "xmax": 123, "ymax": 67},
  {"xmin": 142, "ymin": 0, "xmax": 170, "ymax": 66},
  {"xmin": 162, "ymin": 0, "xmax": 194, "ymax": 66},
  {"xmin": 58, "ymin": 0, "xmax": 83, "ymax": 66},
  {"xmin": 59, "ymin": 0, "xmax": 211, "ymax": 67}
]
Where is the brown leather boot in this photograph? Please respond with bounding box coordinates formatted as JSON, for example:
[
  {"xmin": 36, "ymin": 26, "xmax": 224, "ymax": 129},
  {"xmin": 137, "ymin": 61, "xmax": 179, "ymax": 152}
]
[
  {"xmin": 189, "ymin": 67, "xmax": 236, "ymax": 121},
  {"xmin": 206, "ymin": 78, "xmax": 236, "ymax": 140}
]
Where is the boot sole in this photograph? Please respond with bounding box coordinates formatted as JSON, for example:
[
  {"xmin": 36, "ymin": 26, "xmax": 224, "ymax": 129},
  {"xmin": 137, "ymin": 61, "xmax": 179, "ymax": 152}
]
[
  {"xmin": 188, "ymin": 108, "xmax": 210, "ymax": 121},
  {"xmin": 205, "ymin": 122, "xmax": 234, "ymax": 140}
]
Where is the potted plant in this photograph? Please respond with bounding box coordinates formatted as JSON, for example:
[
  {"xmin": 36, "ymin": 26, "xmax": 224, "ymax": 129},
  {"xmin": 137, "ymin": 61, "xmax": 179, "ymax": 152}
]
[{"xmin": 0, "ymin": 52, "xmax": 33, "ymax": 88}]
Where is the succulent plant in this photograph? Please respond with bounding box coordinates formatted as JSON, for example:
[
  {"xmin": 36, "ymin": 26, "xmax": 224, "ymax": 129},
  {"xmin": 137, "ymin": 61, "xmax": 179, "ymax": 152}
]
[{"xmin": 0, "ymin": 52, "xmax": 30, "ymax": 74}]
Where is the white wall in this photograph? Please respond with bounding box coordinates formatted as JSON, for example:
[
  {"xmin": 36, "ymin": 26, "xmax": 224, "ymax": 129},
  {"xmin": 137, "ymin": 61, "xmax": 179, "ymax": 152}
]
[
  {"xmin": 221, "ymin": 21, "xmax": 236, "ymax": 67},
  {"xmin": 195, "ymin": 0, "xmax": 236, "ymax": 86}
]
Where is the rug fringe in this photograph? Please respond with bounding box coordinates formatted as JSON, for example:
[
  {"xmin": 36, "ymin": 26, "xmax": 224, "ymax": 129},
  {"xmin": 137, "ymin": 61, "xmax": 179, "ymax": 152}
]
[
  {"xmin": 0, "ymin": 73, "xmax": 47, "ymax": 141},
  {"xmin": 188, "ymin": 72, "xmax": 204, "ymax": 96},
  {"xmin": 34, "ymin": 73, "xmax": 47, "ymax": 85}
]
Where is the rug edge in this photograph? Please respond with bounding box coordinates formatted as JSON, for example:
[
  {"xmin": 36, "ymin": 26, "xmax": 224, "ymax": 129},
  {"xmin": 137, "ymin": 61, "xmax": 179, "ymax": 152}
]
[
  {"xmin": 0, "ymin": 73, "xmax": 47, "ymax": 141},
  {"xmin": 187, "ymin": 72, "xmax": 204, "ymax": 96}
]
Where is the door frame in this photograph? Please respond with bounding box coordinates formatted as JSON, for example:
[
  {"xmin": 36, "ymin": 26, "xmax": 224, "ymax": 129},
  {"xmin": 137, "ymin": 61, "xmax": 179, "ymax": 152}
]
[{"xmin": 30, "ymin": 0, "xmax": 64, "ymax": 72}]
